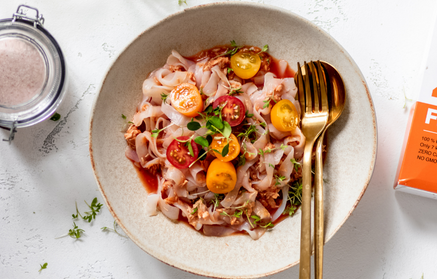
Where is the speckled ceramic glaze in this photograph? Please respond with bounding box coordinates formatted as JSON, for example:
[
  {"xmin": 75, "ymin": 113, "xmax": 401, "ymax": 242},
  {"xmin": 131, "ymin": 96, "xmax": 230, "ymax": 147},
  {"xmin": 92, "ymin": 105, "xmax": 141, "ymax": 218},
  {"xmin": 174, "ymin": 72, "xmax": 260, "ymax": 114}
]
[{"xmin": 89, "ymin": 2, "xmax": 377, "ymax": 278}]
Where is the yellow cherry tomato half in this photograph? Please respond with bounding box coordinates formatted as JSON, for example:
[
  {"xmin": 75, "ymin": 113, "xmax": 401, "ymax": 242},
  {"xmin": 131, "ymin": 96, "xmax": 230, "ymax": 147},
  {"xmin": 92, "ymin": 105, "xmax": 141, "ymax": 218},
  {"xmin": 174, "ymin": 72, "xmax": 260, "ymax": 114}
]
[
  {"xmin": 270, "ymin": 99, "xmax": 299, "ymax": 132},
  {"xmin": 170, "ymin": 83, "xmax": 203, "ymax": 117},
  {"xmin": 210, "ymin": 133, "xmax": 241, "ymax": 162},
  {"xmin": 230, "ymin": 50, "xmax": 261, "ymax": 79},
  {"xmin": 206, "ymin": 159, "xmax": 237, "ymax": 194}
]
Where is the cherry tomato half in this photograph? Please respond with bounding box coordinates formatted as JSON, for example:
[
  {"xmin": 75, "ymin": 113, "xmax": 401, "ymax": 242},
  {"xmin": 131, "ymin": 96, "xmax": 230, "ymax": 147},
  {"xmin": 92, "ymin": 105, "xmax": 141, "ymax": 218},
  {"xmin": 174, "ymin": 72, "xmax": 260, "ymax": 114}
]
[
  {"xmin": 206, "ymin": 159, "xmax": 237, "ymax": 194},
  {"xmin": 166, "ymin": 136, "xmax": 199, "ymax": 169},
  {"xmin": 270, "ymin": 99, "xmax": 299, "ymax": 132},
  {"xmin": 212, "ymin": 96, "xmax": 246, "ymax": 127},
  {"xmin": 210, "ymin": 133, "xmax": 241, "ymax": 162},
  {"xmin": 230, "ymin": 50, "xmax": 261, "ymax": 79},
  {"xmin": 170, "ymin": 83, "xmax": 203, "ymax": 117}
]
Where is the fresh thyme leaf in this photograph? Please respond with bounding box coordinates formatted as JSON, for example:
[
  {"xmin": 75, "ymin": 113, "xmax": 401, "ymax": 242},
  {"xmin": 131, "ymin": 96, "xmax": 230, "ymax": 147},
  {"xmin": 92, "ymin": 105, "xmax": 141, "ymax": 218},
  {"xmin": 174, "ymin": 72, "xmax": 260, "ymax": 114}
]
[
  {"xmin": 227, "ymin": 67, "xmax": 233, "ymax": 74},
  {"xmin": 178, "ymin": 0, "xmax": 187, "ymax": 5},
  {"xmin": 234, "ymin": 209, "xmax": 243, "ymax": 218},
  {"xmin": 191, "ymin": 207, "xmax": 198, "ymax": 215},
  {"xmin": 194, "ymin": 136, "xmax": 209, "ymax": 148},
  {"xmin": 288, "ymin": 180, "xmax": 303, "ymax": 206},
  {"xmin": 260, "ymin": 222, "xmax": 274, "ymax": 229},
  {"xmin": 186, "ymin": 141, "xmax": 194, "ymax": 157},
  {"xmin": 245, "ymin": 111, "xmax": 254, "ymax": 118},
  {"xmin": 187, "ymin": 120, "xmax": 201, "ymax": 131},
  {"xmin": 283, "ymin": 205, "xmax": 297, "ymax": 216},
  {"xmin": 260, "ymin": 44, "xmax": 269, "ymax": 53},
  {"xmin": 101, "ymin": 220, "xmax": 128, "ymax": 238},
  {"xmin": 216, "ymin": 40, "xmax": 241, "ymax": 58},
  {"xmin": 204, "ymin": 105, "xmax": 213, "ymax": 115},
  {"xmin": 229, "ymin": 87, "xmax": 243, "ymax": 96},
  {"xmin": 268, "ymin": 163, "xmax": 275, "ymax": 168},
  {"xmin": 208, "ymin": 116, "xmax": 224, "ymax": 130},
  {"xmin": 39, "ymin": 262, "xmax": 48, "ymax": 272},
  {"xmin": 290, "ymin": 158, "xmax": 301, "ymax": 172},
  {"xmin": 222, "ymin": 121, "xmax": 232, "ymax": 139},
  {"xmin": 238, "ymin": 124, "xmax": 258, "ymax": 139},
  {"xmin": 82, "ymin": 198, "xmax": 103, "ymax": 223},
  {"xmin": 274, "ymin": 175, "xmax": 286, "ymax": 186},
  {"xmin": 251, "ymin": 215, "xmax": 261, "ymax": 226},
  {"xmin": 160, "ymin": 93, "xmax": 168, "ymax": 102},
  {"xmin": 260, "ymin": 122, "xmax": 267, "ymax": 128},
  {"xmin": 152, "ymin": 123, "xmax": 174, "ymax": 138},
  {"xmin": 263, "ymin": 99, "xmax": 270, "ymax": 109},
  {"xmin": 237, "ymin": 155, "xmax": 246, "ymax": 167},
  {"xmin": 50, "ymin": 113, "xmax": 61, "ymax": 121},
  {"xmin": 221, "ymin": 143, "xmax": 230, "ymax": 157},
  {"xmin": 121, "ymin": 114, "xmax": 127, "ymax": 120},
  {"xmin": 68, "ymin": 222, "xmax": 84, "ymax": 239}
]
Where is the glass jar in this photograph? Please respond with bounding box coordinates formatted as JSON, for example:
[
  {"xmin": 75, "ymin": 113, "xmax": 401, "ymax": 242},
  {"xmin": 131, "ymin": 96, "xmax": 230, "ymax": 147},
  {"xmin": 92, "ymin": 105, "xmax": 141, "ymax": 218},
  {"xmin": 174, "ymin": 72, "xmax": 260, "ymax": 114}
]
[{"xmin": 0, "ymin": 5, "xmax": 66, "ymax": 143}]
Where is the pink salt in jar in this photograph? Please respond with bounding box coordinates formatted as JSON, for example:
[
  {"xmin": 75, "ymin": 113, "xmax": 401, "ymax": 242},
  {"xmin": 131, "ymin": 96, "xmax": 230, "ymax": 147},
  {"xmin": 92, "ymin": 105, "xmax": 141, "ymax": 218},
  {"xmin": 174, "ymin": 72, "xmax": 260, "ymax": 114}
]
[{"xmin": 0, "ymin": 5, "xmax": 66, "ymax": 143}]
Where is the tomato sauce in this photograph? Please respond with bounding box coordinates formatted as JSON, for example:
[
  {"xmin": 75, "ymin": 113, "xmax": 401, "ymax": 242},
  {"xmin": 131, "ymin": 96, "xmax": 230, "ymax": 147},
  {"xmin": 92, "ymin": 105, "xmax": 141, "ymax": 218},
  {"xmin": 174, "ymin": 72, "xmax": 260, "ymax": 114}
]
[{"xmin": 134, "ymin": 163, "xmax": 159, "ymax": 194}]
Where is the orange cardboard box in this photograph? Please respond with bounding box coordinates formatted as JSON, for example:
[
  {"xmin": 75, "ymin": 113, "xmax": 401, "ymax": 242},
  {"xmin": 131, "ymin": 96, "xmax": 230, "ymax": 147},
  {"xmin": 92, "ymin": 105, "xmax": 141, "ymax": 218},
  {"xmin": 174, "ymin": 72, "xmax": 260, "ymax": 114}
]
[{"xmin": 394, "ymin": 19, "xmax": 437, "ymax": 198}]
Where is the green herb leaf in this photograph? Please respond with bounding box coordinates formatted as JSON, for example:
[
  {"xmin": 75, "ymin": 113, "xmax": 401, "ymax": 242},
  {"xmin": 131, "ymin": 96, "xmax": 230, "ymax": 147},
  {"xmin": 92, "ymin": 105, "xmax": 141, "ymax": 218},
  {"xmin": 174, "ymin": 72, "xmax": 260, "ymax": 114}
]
[
  {"xmin": 186, "ymin": 141, "xmax": 194, "ymax": 157},
  {"xmin": 263, "ymin": 99, "xmax": 270, "ymax": 109},
  {"xmin": 191, "ymin": 207, "xmax": 198, "ymax": 215},
  {"xmin": 222, "ymin": 121, "xmax": 232, "ymax": 139},
  {"xmin": 260, "ymin": 222, "xmax": 274, "ymax": 229},
  {"xmin": 198, "ymin": 148, "xmax": 207, "ymax": 161},
  {"xmin": 50, "ymin": 113, "xmax": 61, "ymax": 121},
  {"xmin": 68, "ymin": 222, "xmax": 84, "ymax": 239},
  {"xmin": 101, "ymin": 220, "xmax": 128, "ymax": 238},
  {"xmin": 206, "ymin": 135, "xmax": 213, "ymax": 145},
  {"xmin": 260, "ymin": 44, "xmax": 269, "ymax": 53},
  {"xmin": 237, "ymin": 155, "xmax": 246, "ymax": 167},
  {"xmin": 229, "ymin": 87, "xmax": 243, "ymax": 96},
  {"xmin": 221, "ymin": 143, "xmax": 230, "ymax": 157},
  {"xmin": 194, "ymin": 136, "xmax": 209, "ymax": 148},
  {"xmin": 209, "ymin": 116, "xmax": 224, "ymax": 130},
  {"xmin": 260, "ymin": 122, "xmax": 267, "ymax": 128},
  {"xmin": 82, "ymin": 198, "xmax": 103, "ymax": 223},
  {"xmin": 152, "ymin": 123, "xmax": 174, "ymax": 138},
  {"xmin": 39, "ymin": 263, "xmax": 48, "ymax": 272},
  {"xmin": 121, "ymin": 114, "xmax": 127, "ymax": 120},
  {"xmin": 290, "ymin": 158, "xmax": 301, "ymax": 172},
  {"xmin": 245, "ymin": 111, "xmax": 254, "ymax": 118},
  {"xmin": 187, "ymin": 120, "xmax": 201, "ymax": 131},
  {"xmin": 283, "ymin": 205, "xmax": 297, "ymax": 216},
  {"xmin": 161, "ymin": 93, "xmax": 169, "ymax": 102},
  {"xmin": 227, "ymin": 68, "xmax": 233, "ymax": 74}
]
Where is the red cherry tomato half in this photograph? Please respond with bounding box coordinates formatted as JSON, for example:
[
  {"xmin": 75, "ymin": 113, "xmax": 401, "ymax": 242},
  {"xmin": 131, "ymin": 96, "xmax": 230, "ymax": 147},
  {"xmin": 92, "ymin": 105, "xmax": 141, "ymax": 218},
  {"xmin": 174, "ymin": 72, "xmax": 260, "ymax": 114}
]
[
  {"xmin": 166, "ymin": 136, "xmax": 199, "ymax": 169},
  {"xmin": 212, "ymin": 96, "xmax": 246, "ymax": 127}
]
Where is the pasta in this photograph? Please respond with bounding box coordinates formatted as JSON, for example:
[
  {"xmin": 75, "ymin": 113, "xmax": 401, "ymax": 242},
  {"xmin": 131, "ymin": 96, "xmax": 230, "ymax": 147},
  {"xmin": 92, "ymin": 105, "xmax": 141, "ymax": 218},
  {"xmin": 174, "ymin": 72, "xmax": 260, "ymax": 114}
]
[{"xmin": 124, "ymin": 43, "xmax": 305, "ymax": 240}]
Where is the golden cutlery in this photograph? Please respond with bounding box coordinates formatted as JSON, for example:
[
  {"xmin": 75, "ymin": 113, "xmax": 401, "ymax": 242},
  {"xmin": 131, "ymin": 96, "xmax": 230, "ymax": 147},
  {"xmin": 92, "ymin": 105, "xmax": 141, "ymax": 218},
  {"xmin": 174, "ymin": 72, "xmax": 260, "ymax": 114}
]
[
  {"xmin": 296, "ymin": 61, "xmax": 329, "ymax": 279},
  {"xmin": 314, "ymin": 61, "xmax": 346, "ymax": 279}
]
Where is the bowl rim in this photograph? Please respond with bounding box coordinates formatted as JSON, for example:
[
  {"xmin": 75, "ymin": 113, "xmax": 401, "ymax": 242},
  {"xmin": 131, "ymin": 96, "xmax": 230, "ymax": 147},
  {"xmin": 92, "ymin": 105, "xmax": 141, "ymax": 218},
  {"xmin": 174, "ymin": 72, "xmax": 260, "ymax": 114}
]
[{"xmin": 89, "ymin": 2, "xmax": 378, "ymax": 278}]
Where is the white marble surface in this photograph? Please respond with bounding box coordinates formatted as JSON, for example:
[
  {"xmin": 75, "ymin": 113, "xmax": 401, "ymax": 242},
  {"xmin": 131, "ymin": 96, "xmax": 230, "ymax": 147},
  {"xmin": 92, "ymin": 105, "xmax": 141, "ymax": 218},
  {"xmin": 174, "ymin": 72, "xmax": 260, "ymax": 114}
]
[{"xmin": 1, "ymin": 0, "xmax": 437, "ymax": 278}]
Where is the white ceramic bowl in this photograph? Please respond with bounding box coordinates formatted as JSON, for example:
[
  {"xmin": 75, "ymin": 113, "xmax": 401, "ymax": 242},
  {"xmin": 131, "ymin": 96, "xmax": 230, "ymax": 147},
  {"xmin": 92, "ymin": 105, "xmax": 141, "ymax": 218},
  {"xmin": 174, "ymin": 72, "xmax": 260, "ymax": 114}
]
[{"xmin": 89, "ymin": 2, "xmax": 377, "ymax": 278}]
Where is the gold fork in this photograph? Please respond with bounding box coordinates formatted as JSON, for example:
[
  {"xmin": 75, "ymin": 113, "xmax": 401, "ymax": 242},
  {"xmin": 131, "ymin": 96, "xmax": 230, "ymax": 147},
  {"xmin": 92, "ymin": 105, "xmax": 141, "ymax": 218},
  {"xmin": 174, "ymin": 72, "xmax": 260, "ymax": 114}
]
[{"xmin": 296, "ymin": 61, "xmax": 329, "ymax": 279}]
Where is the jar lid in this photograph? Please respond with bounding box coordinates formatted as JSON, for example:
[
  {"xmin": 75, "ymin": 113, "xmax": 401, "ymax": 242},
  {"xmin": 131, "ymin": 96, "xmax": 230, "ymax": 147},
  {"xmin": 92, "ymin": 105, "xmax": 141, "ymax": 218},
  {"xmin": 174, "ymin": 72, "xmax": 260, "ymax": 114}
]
[{"xmin": 0, "ymin": 5, "xmax": 66, "ymax": 143}]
